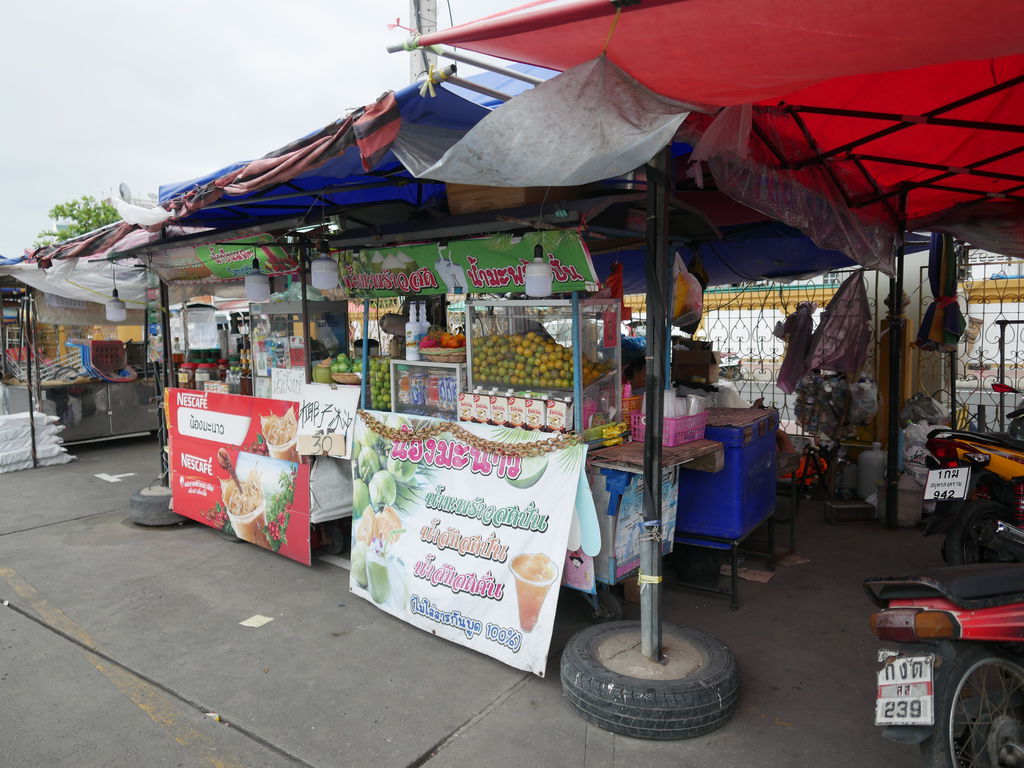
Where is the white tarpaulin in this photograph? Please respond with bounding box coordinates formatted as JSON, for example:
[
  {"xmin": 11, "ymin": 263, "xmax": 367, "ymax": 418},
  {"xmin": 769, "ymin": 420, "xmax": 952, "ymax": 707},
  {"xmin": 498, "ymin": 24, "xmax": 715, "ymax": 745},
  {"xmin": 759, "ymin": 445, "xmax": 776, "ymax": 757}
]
[
  {"xmin": 394, "ymin": 57, "xmax": 696, "ymax": 188},
  {"xmin": 0, "ymin": 258, "xmax": 147, "ymax": 308}
]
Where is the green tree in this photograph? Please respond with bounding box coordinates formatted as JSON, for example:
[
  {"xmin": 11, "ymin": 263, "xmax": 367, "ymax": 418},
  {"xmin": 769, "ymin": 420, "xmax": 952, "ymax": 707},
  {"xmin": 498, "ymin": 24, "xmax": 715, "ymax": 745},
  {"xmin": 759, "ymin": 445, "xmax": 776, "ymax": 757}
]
[{"xmin": 36, "ymin": 195, "xmax": 121, "ymax": 247}]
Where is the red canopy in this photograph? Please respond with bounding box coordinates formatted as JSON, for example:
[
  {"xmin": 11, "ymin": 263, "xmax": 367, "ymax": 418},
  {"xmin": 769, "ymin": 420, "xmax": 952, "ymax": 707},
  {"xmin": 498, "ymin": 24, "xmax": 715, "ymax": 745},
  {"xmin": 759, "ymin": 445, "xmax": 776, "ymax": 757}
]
[
  {"xmin": 418, "ymin": 0, "xmax": 1024, "ymax": 106},
  {"xmin": 416, "ymin": 0, "xmax": 1024, "ymax": 262}
]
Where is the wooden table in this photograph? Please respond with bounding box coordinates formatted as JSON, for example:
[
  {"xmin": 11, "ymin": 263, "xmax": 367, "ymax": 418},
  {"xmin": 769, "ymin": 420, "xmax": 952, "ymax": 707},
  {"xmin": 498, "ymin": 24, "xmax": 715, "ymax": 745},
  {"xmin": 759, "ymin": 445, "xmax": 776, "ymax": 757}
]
[{"xmin": 588, "ymin": 438, "xmax": 724, "ymax": 474}]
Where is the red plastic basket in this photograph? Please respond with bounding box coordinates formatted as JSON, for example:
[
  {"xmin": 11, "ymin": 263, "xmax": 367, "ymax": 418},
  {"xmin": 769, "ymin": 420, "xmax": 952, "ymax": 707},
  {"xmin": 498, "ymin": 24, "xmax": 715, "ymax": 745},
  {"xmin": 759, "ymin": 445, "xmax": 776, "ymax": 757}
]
[{"xmin": 630, "ymin": 410, "xmax": 707, "ymax": 447}]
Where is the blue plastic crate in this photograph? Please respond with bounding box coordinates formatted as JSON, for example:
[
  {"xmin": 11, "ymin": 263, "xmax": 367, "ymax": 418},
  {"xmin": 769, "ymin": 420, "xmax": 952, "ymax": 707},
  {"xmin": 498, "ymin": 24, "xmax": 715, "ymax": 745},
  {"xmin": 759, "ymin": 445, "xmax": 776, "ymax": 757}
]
[{"xmin": 675, "ymin": 411, "xmax": 779, "ymax": 540}]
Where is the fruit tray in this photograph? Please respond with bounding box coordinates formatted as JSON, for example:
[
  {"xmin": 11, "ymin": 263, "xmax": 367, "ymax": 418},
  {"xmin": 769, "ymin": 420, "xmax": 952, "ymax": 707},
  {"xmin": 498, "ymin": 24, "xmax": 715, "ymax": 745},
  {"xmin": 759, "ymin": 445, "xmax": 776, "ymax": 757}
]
[{"xmin": 630, "ymin": 411, "xmax": 706, "ymax": 447}]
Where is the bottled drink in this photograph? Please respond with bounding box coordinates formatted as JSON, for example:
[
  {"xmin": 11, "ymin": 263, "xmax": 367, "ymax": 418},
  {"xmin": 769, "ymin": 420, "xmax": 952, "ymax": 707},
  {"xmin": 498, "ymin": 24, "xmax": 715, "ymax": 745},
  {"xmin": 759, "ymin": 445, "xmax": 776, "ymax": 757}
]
[{"xmin": 399, "ymin": 371, "xmax": 412, "ymax": 405}]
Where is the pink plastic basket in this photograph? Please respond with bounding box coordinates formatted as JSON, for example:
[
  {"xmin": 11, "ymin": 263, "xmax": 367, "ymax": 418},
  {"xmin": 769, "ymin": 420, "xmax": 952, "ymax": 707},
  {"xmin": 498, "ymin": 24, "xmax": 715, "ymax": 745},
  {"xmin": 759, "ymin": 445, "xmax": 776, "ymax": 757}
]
[{"xmin": 630, "ymin": 410, "xmax": 707, "ymax": 447}]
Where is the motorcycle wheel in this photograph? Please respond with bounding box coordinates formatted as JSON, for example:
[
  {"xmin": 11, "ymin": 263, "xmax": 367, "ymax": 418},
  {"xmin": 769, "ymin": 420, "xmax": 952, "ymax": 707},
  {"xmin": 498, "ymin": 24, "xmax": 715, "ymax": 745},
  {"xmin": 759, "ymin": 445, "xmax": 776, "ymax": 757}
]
[
  {"xmin": 921, "ymin": 643, "xmax": 1024, "ymax": 768},
  {"xmin": 942, "ymin": 500, "xmax": 1013, "ymax": 566}
]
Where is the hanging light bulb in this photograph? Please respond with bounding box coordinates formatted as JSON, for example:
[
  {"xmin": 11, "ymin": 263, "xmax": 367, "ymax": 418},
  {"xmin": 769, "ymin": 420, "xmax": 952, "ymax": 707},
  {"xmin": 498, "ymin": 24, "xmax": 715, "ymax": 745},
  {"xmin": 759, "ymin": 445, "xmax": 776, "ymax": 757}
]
[
  {"xmin": 245, "ymin": 255, "xmax": 270, "ymax": 302},
  {"xmin": 524, "ymin": 243, "xmax": 553, "ymax": 297},
  {"xmin": 105, "ymin": 261, "xmax": 126, "ymax": 322},
  {"xmin": 105, "ymin": 288, "xmax": 127, "ymax": 322},
  {"xmin": 310, "ymin": 241, "xmax": 339, "ymax": 291}
]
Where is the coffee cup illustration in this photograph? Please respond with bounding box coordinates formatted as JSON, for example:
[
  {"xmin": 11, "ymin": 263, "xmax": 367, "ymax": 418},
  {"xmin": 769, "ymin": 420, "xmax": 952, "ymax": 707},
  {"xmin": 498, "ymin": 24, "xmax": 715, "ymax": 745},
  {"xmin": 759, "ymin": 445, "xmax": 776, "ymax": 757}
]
[
  {"xmin": 220, "ymin": 469, "xmax": 268, "ymax": 548},
  {"xmin": 260, "ymin": 410, "xmax": 298, "ymax": 463}
]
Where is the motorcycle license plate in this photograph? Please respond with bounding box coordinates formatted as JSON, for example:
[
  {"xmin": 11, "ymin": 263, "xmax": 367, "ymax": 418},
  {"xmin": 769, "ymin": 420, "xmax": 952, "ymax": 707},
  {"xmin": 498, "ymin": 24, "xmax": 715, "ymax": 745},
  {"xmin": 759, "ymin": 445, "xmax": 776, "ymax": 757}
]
[
  {"xmin": 924, "ymin": 467, "xmax": 970, "ymax": 501},
  {"xmin": 875, "ymin": 653, "xmax": 934, "ymax": 726}
]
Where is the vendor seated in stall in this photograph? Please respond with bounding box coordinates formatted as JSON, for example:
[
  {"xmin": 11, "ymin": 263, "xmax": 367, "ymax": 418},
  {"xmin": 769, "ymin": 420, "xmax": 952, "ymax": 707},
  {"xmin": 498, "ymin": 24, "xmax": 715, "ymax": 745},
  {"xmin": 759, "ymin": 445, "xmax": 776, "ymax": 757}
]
[{"xmin": 621, "ymin": 337, "xmax": 647, "ymax": 394}]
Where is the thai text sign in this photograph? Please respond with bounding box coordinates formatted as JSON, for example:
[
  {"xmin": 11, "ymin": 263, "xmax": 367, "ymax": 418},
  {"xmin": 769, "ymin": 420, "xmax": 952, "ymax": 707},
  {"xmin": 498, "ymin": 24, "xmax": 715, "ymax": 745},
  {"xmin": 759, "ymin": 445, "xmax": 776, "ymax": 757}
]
[
  {"xmin": 349, "ymin": 411, "xmax": 588, "ymax": 675},
  {"xmin": 297, "ymin": 383, "xmax": 361, "ymax": 459},
  {"xmin": 340, "ymin": 231, "xmax": 597, "ymax": 297}
]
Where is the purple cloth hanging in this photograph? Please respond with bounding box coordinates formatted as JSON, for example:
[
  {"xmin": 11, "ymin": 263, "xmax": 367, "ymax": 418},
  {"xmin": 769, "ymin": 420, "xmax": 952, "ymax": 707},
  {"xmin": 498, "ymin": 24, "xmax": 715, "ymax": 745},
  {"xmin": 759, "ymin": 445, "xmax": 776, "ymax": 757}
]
[
  {"xmin": 805, "ymin": 271, "xmax": 871, "ymax": 374},
  {"xmin": 775, "ymin": 301, "xmax": 817, "ymax": 394}
]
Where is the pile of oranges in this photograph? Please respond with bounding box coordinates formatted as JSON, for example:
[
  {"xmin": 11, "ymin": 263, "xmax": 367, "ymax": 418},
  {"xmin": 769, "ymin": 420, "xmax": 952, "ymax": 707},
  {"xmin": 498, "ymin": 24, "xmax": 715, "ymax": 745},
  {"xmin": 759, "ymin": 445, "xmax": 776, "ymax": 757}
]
[{"xmin": 472, "ymin": 332, "xmax": 611, "ymax": 390}]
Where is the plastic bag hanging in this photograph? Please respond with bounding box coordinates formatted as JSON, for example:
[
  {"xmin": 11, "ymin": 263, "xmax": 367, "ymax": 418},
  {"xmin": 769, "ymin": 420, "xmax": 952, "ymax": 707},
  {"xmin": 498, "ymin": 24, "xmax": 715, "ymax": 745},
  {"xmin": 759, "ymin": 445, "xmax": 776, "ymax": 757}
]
[{"xmin": 670, "ymin": 251, "xmax": 704, "ymax": 330}]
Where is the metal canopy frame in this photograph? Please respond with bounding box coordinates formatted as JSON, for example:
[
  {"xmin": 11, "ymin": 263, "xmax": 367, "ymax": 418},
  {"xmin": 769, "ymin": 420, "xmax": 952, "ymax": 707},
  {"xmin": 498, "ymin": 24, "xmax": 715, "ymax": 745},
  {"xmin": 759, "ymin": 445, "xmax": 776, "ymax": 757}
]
[{"xmin": 751, "ymin": 75, "xmax": 1024, "ymax": 222}]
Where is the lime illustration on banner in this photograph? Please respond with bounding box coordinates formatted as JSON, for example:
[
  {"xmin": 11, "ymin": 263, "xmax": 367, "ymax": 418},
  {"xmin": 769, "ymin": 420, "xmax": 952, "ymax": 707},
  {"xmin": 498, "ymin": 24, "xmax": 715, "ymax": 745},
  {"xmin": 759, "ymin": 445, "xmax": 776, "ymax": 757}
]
[
  {"xmin": 194, "ymin": 234, "xmax": 297, "ymax": 279},
  {"xmin": 339, "ymin": 231, "xmax": 597, "ymax": 298},
  {"xmin": 349, "ymin": 411, "xmax": 590, "ymax": 676}
]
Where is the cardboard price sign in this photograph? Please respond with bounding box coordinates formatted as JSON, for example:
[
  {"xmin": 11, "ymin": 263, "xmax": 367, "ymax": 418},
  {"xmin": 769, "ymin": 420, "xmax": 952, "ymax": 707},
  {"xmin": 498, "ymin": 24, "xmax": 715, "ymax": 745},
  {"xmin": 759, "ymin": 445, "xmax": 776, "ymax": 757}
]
[{"xmin": 297, "ymin": 383, "xmax": 361, "ymax": 459}]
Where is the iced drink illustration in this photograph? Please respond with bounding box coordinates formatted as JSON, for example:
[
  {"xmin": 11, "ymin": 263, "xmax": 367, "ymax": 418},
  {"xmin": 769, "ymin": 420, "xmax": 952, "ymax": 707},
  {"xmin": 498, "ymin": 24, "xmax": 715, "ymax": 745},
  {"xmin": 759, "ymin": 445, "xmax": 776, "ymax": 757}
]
[
  {"xmin": 510, "ymin": 553, "xmax": 558, "ymax": 632},
  {"xmin": 261, "ymin": 410, "xmax": 299, "ymax": 463},
  {"xmin": 220, "ymin": 469, "xmax": 268, "ymax": 547}
]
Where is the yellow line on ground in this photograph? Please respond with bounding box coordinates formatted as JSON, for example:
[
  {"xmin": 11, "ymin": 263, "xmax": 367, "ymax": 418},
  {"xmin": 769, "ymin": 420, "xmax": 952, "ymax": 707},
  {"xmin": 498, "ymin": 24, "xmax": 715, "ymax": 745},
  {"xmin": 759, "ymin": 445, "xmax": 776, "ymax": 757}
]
[{"xmin": 0, "ymin": 566, "xmax": 244, "ymax": 768}]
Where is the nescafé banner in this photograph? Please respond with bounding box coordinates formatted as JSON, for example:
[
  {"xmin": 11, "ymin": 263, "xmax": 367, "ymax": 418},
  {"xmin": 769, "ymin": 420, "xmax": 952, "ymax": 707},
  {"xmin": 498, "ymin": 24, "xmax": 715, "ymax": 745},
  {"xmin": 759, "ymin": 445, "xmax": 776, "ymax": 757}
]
[
  {"xmin": 166, "ymin": 389, "xmax": 311, "ymax": 565},
  {"xmin": 339, "ymin": 231, "xmax": 597, "ymax": 297},
  {"xmin": 350, "ymin": 410, "xmax": 588, "ymax": 676}
]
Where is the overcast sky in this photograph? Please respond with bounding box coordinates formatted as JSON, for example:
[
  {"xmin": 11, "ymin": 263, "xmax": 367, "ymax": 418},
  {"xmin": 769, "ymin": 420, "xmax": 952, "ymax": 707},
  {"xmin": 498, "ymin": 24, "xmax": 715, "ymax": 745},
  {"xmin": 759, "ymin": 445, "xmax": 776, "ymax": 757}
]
[{"xmin": 0, "ymin": 0, "xmax": 516, "ymax": 258}]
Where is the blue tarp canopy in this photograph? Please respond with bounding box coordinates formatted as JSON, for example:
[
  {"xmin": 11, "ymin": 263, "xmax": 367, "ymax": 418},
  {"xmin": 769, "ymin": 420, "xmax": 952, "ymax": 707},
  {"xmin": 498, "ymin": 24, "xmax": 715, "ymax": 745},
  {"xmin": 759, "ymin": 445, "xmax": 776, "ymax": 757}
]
[{"xmin": 157, "ymin": 67, "xmax": 551, "ymax": 230}]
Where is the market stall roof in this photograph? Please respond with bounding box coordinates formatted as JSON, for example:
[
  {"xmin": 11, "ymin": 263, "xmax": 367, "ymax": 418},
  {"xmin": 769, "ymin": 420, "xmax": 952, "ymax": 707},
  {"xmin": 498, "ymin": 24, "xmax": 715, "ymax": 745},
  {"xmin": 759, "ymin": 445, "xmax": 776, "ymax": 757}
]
[
  {"xmin": 412, "ymin": 0, "xmax": 1024, "ymax": 271},
  {"xmin": 29, "ymin": 66, "xmax": 550, "ymax": 268}
]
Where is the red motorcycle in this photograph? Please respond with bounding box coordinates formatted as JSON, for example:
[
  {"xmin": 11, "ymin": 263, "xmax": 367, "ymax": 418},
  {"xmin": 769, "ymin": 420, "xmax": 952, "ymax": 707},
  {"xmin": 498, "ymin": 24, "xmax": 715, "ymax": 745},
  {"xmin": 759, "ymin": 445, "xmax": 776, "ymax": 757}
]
[{"xmin": 866, "ymin": 564, "xmax": 1024, "ymax": 767}]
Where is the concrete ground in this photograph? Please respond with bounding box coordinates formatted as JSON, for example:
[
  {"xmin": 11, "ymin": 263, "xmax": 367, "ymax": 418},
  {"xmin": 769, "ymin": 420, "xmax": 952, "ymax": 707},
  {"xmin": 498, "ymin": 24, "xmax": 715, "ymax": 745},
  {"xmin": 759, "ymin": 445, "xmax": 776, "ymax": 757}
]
[{"xmin": 0, "ymin": 435, "xmax": 937, "ymax": 768}]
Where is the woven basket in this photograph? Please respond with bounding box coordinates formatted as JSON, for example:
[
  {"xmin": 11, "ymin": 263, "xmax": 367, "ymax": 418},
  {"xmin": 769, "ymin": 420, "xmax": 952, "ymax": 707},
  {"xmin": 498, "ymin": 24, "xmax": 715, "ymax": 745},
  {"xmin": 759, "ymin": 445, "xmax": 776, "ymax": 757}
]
[
  {"xmin": 331, "ymin": 372, "xmax": 362, "ymax": 385},
  {"xmin": 419, "ymin": 347, "xmax": 467, "ymax": 363}
]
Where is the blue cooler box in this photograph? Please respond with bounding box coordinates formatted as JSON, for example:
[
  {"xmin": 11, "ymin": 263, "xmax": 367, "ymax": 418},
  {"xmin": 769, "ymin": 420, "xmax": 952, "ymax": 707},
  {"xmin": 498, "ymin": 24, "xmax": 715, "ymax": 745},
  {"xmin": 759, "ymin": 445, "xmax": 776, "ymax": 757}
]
[{"xmin": 675, "ymin": 410, "xmax": 779, "ymax": 540}]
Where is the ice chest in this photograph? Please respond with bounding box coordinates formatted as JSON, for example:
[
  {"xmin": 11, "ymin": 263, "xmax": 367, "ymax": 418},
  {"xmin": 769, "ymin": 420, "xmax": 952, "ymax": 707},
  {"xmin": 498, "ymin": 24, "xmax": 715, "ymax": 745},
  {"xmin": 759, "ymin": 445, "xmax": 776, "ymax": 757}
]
[{"xmin": 675, "ymin": 410, "xmax": 779, "ymax": 539}]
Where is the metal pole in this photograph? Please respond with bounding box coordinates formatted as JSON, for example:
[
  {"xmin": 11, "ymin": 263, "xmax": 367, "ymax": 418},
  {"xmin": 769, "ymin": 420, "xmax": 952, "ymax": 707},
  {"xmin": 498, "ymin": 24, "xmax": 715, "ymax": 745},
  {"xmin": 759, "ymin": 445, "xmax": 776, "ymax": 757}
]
[
  {"xmin": 999, "ymin": 320, "xmax": 1008, "ymax": 429},
  {"xmin": 949, "ymin": 350, "xmax": 958, "ymax": 429},
  {"xmin": 300, "ymin": 242, "xmax": 313, "ymax": 385},
  {"xmin": 884, "ymin": 236, "xmax": 906, "ymax": 529},
  {"xmin": 360, "ymin": 299, "xmax": 371, "ymax": 409},
  {"xmin": 641, "ymin": 147, "xmax": 671, "ymax": 661},
  {"xmin": 22, "ymin": 295, "xmax": 38, "ymax": 468},
  {"xmin": 571, "ymin": 291, "xmax": 584, "ymax": 433},
  {"xmin": 158, "ymin": 278, "xmax": 173, "ymax": 484}
]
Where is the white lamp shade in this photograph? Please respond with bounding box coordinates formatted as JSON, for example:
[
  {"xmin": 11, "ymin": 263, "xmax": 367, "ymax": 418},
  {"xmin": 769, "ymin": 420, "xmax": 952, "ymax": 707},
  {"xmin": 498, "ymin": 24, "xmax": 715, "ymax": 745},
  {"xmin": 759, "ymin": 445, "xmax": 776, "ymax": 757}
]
[
  {"xmin": 311, "ymin": 254, "xmax": 339, "ymax": 290},
  {"xmin": 245, "ymin": 271, "xmax": 271, "ymax": 302},
  {"xmin": 524, "ymin": 255, "xmax": 553, "ymax": 297},
  {"xmin": 105, "ymin": 297, "xmax": 127, "ymax": 323}
]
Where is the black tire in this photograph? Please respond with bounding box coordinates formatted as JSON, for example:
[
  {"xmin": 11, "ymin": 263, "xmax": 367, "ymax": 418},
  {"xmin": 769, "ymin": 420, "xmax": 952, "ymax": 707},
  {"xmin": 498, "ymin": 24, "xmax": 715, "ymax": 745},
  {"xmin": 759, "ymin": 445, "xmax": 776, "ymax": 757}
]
[
  {"xmin": 590, "ymin": 588, "xmax": 624, "ymax": 623},
  {"xmin": 318, "ymin": 520, "xmax": 348, "ymax": 556},
  {"xmin": 128, "ymin": 486, "xmax": 181, "ymax": 527},
  {"xmin": 942, "ymin": 500, "xmax": 1012, "ymax": 565},
  {"xmin": 920, "ymin": 643, "xmax": 1024, "ymax": 767},
  {"xmin": 560, "ymin": 621, "xmax": 739, "ymax": 740}
]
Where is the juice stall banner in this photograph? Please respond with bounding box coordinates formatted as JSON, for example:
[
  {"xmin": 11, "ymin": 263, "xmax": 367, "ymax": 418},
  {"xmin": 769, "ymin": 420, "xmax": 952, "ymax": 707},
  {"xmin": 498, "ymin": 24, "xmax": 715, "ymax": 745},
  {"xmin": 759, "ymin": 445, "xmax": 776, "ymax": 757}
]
[
  {"xmin": 166, "ymin": 389, "xmax": 311, "ymax": 565},
  {"xmin": 339, "ymin": 231, "xmax": 597, "ymax": 298},
  {"xmin": 350, "ymin": 411, "xmax": 588, "ymax": 676}
]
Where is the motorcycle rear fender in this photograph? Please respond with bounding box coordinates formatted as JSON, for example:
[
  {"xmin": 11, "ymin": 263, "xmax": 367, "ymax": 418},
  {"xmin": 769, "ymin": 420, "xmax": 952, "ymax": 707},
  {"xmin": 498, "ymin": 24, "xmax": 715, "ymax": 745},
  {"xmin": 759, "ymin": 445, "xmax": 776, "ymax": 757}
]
[{"xmin": 879, "ymin": 640, "xmax": 958, "ymax": 744}]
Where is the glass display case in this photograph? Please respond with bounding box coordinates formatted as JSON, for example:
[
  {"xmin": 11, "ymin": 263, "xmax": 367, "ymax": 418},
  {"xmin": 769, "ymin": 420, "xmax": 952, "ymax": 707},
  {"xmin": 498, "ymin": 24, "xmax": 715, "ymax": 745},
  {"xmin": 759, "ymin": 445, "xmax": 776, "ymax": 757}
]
[
  {"xmin": 390, "ymin": 359, "xmax": 467, "ymax": 421},
  {"xmin": 466, "ymin": 299, "xmax": 620, "ymax": 431},
  {"xmin": 250, "ymin": 301, "xmax": 348, "ymax": 397}
]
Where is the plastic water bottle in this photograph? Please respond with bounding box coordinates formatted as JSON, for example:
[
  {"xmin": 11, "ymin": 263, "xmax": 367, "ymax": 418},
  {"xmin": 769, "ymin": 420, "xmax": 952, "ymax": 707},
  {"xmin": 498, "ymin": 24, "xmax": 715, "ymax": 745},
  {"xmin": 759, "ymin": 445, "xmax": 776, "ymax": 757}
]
[
  {"xmin": 405, "ymin": 307, "xmax": 421, "ymax": 361},
  {"xmin": 857, "ymin": 442, "xmax": 886, "ymax": 501}
]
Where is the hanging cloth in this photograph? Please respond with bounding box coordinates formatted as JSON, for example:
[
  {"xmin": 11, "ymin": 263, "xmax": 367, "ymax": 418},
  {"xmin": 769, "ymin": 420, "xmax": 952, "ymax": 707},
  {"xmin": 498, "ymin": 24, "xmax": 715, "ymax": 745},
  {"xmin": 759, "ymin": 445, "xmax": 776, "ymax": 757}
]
[
  {"xmin": 805, "ymin": 271, "xmax": 872, "ymax": 374},
  {"xmin": 775, "ymin": 301, "xmax": 817, "ymax": 394}
]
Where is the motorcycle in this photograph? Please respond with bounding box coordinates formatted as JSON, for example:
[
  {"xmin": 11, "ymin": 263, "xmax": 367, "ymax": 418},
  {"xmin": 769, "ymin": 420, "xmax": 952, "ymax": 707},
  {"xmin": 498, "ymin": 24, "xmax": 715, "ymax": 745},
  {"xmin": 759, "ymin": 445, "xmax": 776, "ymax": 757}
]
[
  {"xmin": 922, "ymin": 384, "xmax": 1024, "ymax": 565},
  {"xmin": 865, "ymin": 564, "xmax": 1024, "ymax": 767}
]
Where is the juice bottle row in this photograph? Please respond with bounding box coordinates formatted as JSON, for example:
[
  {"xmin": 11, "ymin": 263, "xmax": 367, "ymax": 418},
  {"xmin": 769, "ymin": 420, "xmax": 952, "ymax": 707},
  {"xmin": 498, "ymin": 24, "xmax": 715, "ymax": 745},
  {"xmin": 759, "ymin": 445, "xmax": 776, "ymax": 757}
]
[{"xmin": 457, "ymin": 390, "xmax": 573, "ymax": 432}]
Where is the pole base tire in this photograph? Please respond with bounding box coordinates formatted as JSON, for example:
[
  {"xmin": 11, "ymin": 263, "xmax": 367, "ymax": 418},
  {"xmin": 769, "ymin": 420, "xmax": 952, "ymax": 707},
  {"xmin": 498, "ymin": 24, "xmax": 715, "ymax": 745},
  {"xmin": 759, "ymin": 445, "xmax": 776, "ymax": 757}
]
[
  {"xmin": 128, "ymin": 486, "xmax": 180, "ymax": 527},
  {"xmin": 560, "ymin": 620, "xmax": 739, "ymax": 740}
]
